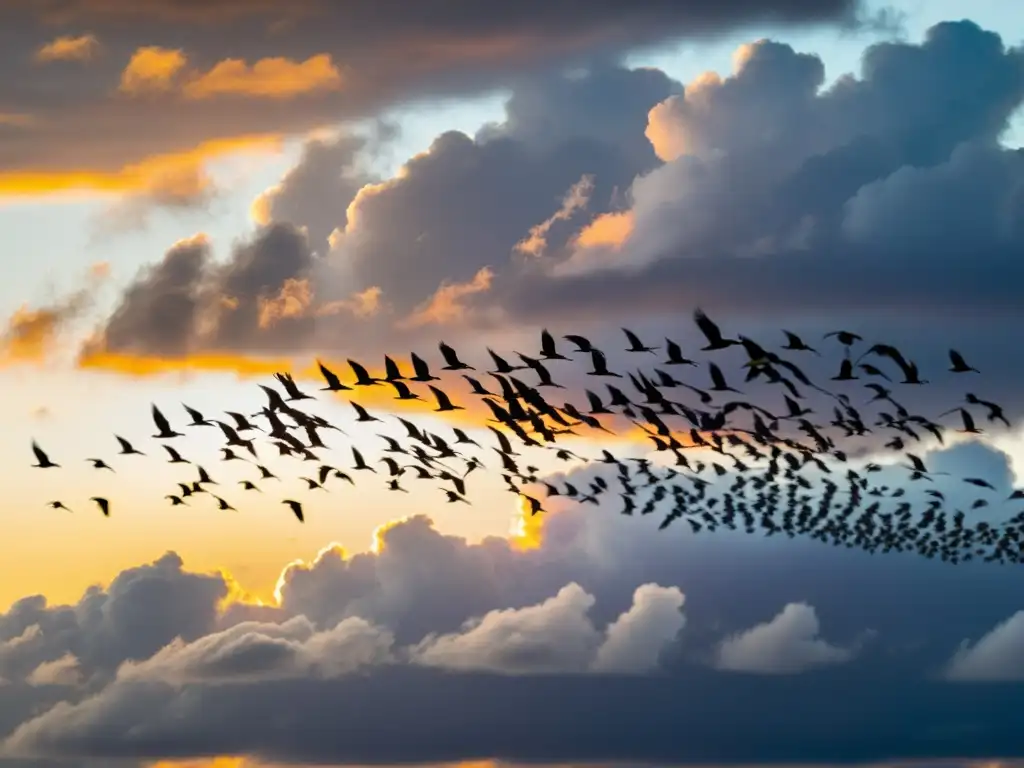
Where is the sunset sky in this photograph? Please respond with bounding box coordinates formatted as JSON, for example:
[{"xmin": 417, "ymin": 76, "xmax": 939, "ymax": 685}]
[{"xmin": 2, "ymin": 0, "xmax": 1024, "ymax": 767}]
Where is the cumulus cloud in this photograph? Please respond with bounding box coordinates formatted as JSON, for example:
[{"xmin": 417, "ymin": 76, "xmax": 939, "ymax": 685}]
[
  {"xmin": 0, "ymin": 0, "xmax": 859, "ymax": 194},
  {"xmin": 715, "ymin": 602, "xmax": 857, "ymax": 674},
  {"xmin": 77, "ymin": 62, "xmax": 678, "ymax": 363},
  {"xmin": 1, "ymin": 439, "xmax": 1024, "ymax": 765},
  {"xmin": 527, "ymin": 21, "xmax": 1024, "ymax": 313},
  {"xmin": 117, "ymin": 615, "xmax": 395, "ymax": 685},
  {"xmin": 33, "ymin": 33, "xmax": 102, "ymax": 63},
  {"xmin": 249, "ymin": 129, "xmax": 384, "ymax": 253},
  {"xmin": 412, "ymin": 581, "xmax": 683, "ymax": 674},
  {"xmin": 63, "ymin": 22, "xmax": 1024, "ymax": 434},
  {"xmin": 946, "ymin": 610, "xmax": 1024, "ymax": 681},
  {"xmin": 118, "ymin": 46, "xmax": 188, "ymax": 95},
  {"xmin": 27, "ymin": 654, "xmax": 82, "ymax": 687},
  {"xmin": 591, "ymin": 582, "xmax": 686, "ymax": 673}
]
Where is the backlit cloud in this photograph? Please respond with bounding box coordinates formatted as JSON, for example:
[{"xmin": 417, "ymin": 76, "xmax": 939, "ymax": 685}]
[
  {"xmin": 0, "ymin": 440, "xmax": 1023, "ymax": 765},
  {"xmin": 182, "ymin": 54, "xmax": 345, "ymax": 100},
  {"xmin": 0, "ymin": 0, "xmax": 860, "ymax": 205},
  {"xmin": 34, "ymin": 33, "xmax": 102, "ymax": 63}
]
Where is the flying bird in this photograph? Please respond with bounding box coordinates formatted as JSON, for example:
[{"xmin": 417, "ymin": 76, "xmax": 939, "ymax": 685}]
[
  {"xmin": 31, "ymin": 441, "xmax": 59, "ymax": 469},
  {"xmin": 151, "ymin": 405, "xmax": 183, "ymax": 439}
]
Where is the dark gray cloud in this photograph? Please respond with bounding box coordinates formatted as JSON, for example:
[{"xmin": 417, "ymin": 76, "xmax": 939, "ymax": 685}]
[
  {"xmin": 78, "ymin": 20, "xmax": 1024, "ymax": 437},
  {"xmin": 0, "ymin": 0, "xmax": 862, "ymax": 184},
  {"xmin": 508, "ymin": 20, "xmax": 1024, "ymax": 316},
  {"xmin": 251, "ymin": 125, "xmax": 391, "ymax": 254},
  {"xmin": 84, "ymin": 62, "xmax": 680, "ymax": 359},
  {"xmin": 1, "ymin": 440, "xmax": 1023, "ymax": 765}
]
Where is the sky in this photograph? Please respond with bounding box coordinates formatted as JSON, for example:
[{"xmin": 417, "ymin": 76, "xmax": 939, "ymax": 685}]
[{"xmin": 1, "ymin": 0, "xmax": 1024, "ymax": 766}]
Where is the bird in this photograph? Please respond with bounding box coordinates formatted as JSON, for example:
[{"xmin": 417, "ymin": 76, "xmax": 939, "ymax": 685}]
[
  {"xmin": 824, "ymin": 330, "xmax": 863, "ymax": 347},
  {"xmin": 429, "ymin": 385, "xmax": 463, "ymax": 412},
  {"xmin": 282, "ymin": 500, "xmax": 304, "ymax": 522},
  {"xmin": 410, "ymin": 353, "xmax": 441, "ymax": 382},
  {"xmin": 522, "ymin": 495, "xmax": 545, "ymax": 516},
  {"xmin": 182, "ymin": 404, "xmax": 215, "ymax": 427},
  {"xmin": 663, "ymin": 338, "xmax": 696, "ymax": 366},
  {"xmin": 274, "ymin": 372, "xmax": 314, "ymax": 401},
  {"xmin": 317, "ymin": 361, "xmax": 352, "ymax": 391},
  {"xmin": 384, "ymin": 356, "xmax": 406, "ymax": 382},
  {"xmin": 623, "ymin": 328, "xmax": 657, "ymax": 353},
  {"xmin": 563, "ymin": 334, "xmax": 596, "ymax": 353},
  {"xmin": 438, "ymin": 341, "xmax": 474, "ymax": 370},
  {"xmin": 538, "ymin": 329, "xmax": 570, "ymax": 361},
  {"xmin": 115, "ymin": 436, "xmax": 145, "ymax": 456},
  {"xmin": 693, "ymin": 308, "xmax": 738, "ymax": 351},
  {"xmin": 31, "ymin": 441, "xmax": 59, "ymax": 469},
  {"xmin": 781, "ymin": 331, "xmax": 819, "ymax": 355},
  {"xmin": 587, "ymin": 349, "xmax": 621, "ymax": 377},
  {"xmin": 444, "ymin": 489, "xmax": 470, "ymax": 504},
  {"xmin": 151, "ymin": 405, "xmax": 183, "ymax": 439},
  {"xmin": 90, "ymin": 497, "xmax": 110, "ymax": 516},
  {"xmin": 707, "ymin": 363, "xmax": 740, "ymax": 393},
  {"xmin": 348, "ymin": 360, "xmax": 381, "ymax": 386},
  {"xmin": 390, "ymin": 380, "xmax": 421, "ymax": 401},
  {"xmin": 163, "ymin": 445, "xmax": 190, "ymax": 464},
  {"xmin": 948, "ymin": 350, "xmax": 979, "ymax": 374},
  {"xmin": 46, "ymin": 501, "xmax": 71, "ymax": 512}
]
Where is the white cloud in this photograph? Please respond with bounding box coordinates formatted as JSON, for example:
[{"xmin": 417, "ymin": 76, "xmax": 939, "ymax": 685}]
[
  {"xmin": 715, "ymin": 602, "xmax": 856, "ymax": 674},
  {"xmin": 946, "ymin": 610, "xmax": 1024, "ymax": 681}
]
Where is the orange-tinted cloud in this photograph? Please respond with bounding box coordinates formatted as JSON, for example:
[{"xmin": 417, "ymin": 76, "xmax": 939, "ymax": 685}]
[
  {"xmin": 257, "ymin": 281, "xmax": 384, "ymax": 330},
  {"xmin": 0, "ymin": 134, "xmax": 283, "ymax": 199},
  {"xmin": 34, "ymin": 33, "xmax": 102, "ymax": 63},
  {"xmin": 119, "ymin": 46, "xmax": 188, "ymax": 95},
  {"xmin": 514, "ymin": 174, "xmax": 594, "ymax": 257},
  {"xmin": 257, "ymin": 278, "xmax": 316, "ymax": 330},
  {"xmin": 0, "ymin": 266, "xmax": 108, "ymax": 364},
  {"xmin": 316, "ymin": 285, "xmax": 384, "ymax": 319},
  {"xmin": 0, "ymin": 304, "xmax": 76, "ymax": 362},
  {"xmin": 401, "ymin": 267, "xmax": 495, "ymax": 328},
  {"xmin": 573, "ymin": 210, "xmax": 635, "ymax": 249},
  {"xmin": 183, "ymin": 54, "xmax": 345, "ymax": 100}
]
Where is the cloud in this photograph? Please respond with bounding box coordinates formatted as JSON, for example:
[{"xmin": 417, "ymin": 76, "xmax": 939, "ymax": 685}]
[
  {"xmin": 27, "ymin": 654, "xmax": 83, "ymax": 687},
  {"xmin": 118, "ymin": 46, "xmax": 188, "ymax": 95},
  {"xmin": 522, "ymin": 21, "xmax": 1024, "ymax": 314},
  {"xmin": 0, "ymin": 265, "xmax": 108, "ymax": 365},
  {"xmin": 590, "ymin": 582, "xmax": 687, "ymax": 673},
  {"xmin": 34, "ymin": 34, "xmax": 102, "ymax": 63},
  {"xmin": 513, "ymin": 174, "xmax": 595, "ymax": 257},
  {"xmin": 77, "ymin": 61, "xmax": 679, "ymax": 370},
  {"xmin": 412, "ymin": 581, "xmax": 683, "ymax": 674},
  {"xmin": 2, "ymin": 440, "xmax": 1024, "ymax": 764},
  {"xmin": 0, "ymin": 0, "xmax": 860, "ymax": 202},
  {"xmin": 182, "ymin": 54, "xmax": 345, "ymax": 100},
  {"xmin": 0, "ymin": 133, "xmax": 282, "ymax": 205},
  {"xmin": 715, "ymin": 602, "xmax": 857, "ymax": 674},
  {"xmin": 249, "ymin": 129, "xmax": 383, "ymax": 253},
  {"xmin": 945, "ymin": 610, "xmax": 1024, "ymax": 681},
  {"xmin": 116, "ymin": 615, "xmax": 395, "ymax": 685},
  {"xmin": 68, "ymin": 22, "xmax": 1024, "ymax": 435},
  {"xmin": 400, "ymin": 266, "xmax": 496, "ymax": 329}
]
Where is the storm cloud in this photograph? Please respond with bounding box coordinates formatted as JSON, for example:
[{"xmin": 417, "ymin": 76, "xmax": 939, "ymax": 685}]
[{"xmin": 0, "ymin": 440, "xmax": 1023, "ymax": 765}]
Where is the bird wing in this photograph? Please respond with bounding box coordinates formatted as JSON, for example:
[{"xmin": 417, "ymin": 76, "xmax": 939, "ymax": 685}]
[{"xmin": 693, "ymin": 308, "xmax": 721, "ymax": 342}]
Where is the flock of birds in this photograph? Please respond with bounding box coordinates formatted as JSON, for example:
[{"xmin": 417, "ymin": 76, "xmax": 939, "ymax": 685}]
[{"xmin": 29, "ymin": 308, "xmax": 1024, "ymax": 566}]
